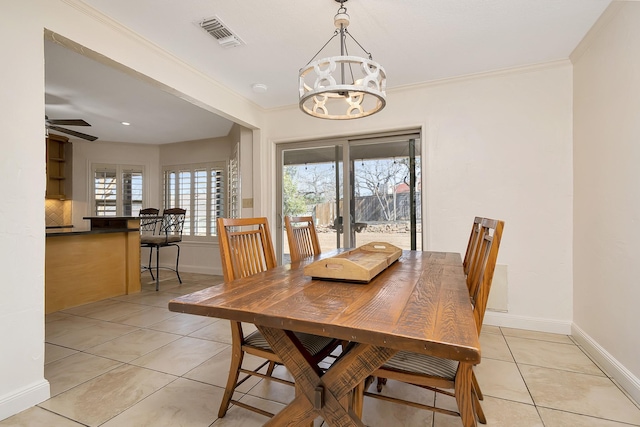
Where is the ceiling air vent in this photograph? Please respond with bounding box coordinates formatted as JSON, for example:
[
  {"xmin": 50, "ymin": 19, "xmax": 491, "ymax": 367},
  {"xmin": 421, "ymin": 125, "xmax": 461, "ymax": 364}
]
[{"xmin": 198, "ymin": 16, "xmax": 245, "ymax": 48}]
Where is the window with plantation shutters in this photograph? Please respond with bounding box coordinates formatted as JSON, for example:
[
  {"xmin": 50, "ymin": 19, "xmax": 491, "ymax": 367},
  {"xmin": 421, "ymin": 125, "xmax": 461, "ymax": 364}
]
[
  {"xmin": 211, "ymin": 168, "xmax": 224, "ymax": 235},
  {"xmin": 163, "ymin": 162, "xmax": 226, "ymax": 239},
  {"xmin": 94, "ymin": 167, "xmax": 117, "ymax": 216},
  {"xmin": 122, "ymin": 169, "xmax": 143, "ymax": 216},
  {"xmin": 93, "ymin": 164, "xmax": 144, "ymax": 216},
  {"xmin": 228, "ymin": 143, "xmax": 240, "ymax": 219},
  {"xmin": 193, "ymin": 168, "xmax": 207, "ymax": 236}
]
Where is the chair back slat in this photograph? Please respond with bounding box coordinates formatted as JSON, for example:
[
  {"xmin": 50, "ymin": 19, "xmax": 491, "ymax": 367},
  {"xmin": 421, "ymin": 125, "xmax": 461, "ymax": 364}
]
[
  {"xmin": 231, "ymin": 232, "xmax": 265, "ymax": 277},
  {"xmin": 462, "ymin": 217, "xmax": 484, "ymax": 276},
  {"xmin": 468, "ymin": 232, "xmax": 493, "ymax": 306},
  {"xmin": 218, "ymin": 217, "xmax": 277, "ymax": 283},
  {"xmin": 466, "ymin": 220, "xmax": 490, "ymax": 295},
  {"xmin": 284, "ymin": 216, "xmax": 321, "ymax": 262},
  {"xmin": 471, "ymin": 218, "xmax": 504, "ymax": 334}
]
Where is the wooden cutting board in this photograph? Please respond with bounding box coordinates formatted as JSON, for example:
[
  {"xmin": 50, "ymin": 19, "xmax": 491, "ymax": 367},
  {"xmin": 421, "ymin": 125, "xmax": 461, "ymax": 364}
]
[{"xmin": 304, "ymin": 242, "xmax": 402, "ymax": 283}]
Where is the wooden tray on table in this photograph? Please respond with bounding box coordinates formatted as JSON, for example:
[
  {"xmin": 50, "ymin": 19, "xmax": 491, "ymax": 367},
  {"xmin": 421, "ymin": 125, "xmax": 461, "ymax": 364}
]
[{"xmin": 304, "ymin": 242, "xmax": 402, "ymax": 283}]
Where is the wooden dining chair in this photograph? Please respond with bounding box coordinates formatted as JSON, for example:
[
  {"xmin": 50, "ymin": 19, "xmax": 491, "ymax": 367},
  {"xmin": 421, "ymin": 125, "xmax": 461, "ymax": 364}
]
[
  {"xmin": 445, "ymin": 217, "xmax": 502, "ymax": 408},
  {"xmin": 442, "ymin": 217, "xmax": 499, "ymax": 406},
  {"xmin": 140, "ymin": 208, "xmax": 186, "ymax": 291},
  {"xmin": 284, "ymin": 215, "xmax": 321, "ymax": 262},
  {"xmin": 377, "ymin": 216, "xmax": 495, "ymax": 402},
  {"xmin": 462, "ymin": 217, "xmax": 498, "ymax": 320},
  {"xmin": 467, "ymin": 218, "xmax": 501, "ymax": 310},
  {"xmin": 217, "ymin": 217, "xmax": 341, "ymax": 419},
  {"xmin": 357, "ymin": 219, "xmax": 505, "ymax": 425}
]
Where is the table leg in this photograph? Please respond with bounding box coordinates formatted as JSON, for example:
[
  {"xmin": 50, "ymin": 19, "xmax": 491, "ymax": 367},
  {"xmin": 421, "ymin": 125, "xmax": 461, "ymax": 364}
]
[
  {"xmin": 455, "ymin": 362, "xmax": 477, "ymax": 427},
  {"xmin": 351, "ymin": 381, "xmax": 365, "ymax": 419},
  {"xmin": 257, "ymin": 326, "xmax": 396, "ymax": 427},
  {"xmin": 296, "ymin": 384, "xmax": 315, "ymax": 427}
]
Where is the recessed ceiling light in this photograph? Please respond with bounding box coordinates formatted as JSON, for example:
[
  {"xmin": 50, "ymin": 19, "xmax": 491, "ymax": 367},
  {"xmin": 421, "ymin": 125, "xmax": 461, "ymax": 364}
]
[
  {"xmin": 121, "ymin": 121, "xmax": 131, "ymax": 126},
  {"xmin": 251, "ymin": 83, "xmax": 267, "ymax": 94}
]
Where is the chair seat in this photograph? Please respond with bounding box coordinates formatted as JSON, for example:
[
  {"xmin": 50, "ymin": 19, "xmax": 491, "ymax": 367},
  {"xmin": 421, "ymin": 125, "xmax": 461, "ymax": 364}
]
[
  {"xmin": 382, "ymin": 351, "xmax": 458, "ymax": 380},
  {"xmin": 245, "ymin": 329, "xmax": 337, "ymax": 357},
  {"xmin": 141, "ymin": 235, "xmax": 182, "ymax": 245}
]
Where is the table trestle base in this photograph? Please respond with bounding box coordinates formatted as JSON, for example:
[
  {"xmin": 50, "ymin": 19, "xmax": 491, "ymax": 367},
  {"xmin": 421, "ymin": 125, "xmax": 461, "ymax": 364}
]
[{"xmin": 258, "ymin": 325, "xmax": 397, "ymax": 427}]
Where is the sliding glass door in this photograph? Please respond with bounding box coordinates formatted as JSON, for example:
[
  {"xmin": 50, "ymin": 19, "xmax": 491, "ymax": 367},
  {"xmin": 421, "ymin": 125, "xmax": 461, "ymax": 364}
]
[
  {"xmin": 276, "ymin": 131, "xmax": 421, "ymax": 263},
  {"xmin": 279, "ymin": 144, "xmax": 344, "ymax": 263},
  {"xmin": 349, "ymin": 137, "xmax": 421, "ymax": 250}
]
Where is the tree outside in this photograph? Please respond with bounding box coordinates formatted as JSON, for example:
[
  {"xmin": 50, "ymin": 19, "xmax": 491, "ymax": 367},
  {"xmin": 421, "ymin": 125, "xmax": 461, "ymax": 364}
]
[
  {"xmin": 282, "ymin": 157, "xmax": 421, "ymax": 251},
  {"xmin": 282, "ymin": 167, "xmax": 307, "ymax": 217}
]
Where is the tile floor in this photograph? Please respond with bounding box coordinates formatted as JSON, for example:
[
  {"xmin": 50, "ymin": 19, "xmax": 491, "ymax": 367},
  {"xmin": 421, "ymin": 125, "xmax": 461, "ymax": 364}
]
[{"xmin": 2, "ymin": 271, "xmax": 640, "ymax": 427}]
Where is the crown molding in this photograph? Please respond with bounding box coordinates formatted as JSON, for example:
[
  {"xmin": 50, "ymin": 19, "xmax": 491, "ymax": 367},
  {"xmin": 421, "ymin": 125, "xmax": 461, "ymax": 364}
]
[
  {"xmin": 570, "ymin": 1, "xmax": 625, "ymax": 63},
  {"xmin": 270, "ymin": 59, "xmax": 572, "ymax": 113},
  {"xmin": 388, "ymin": 59, "xmax": 572, "ymax": 94}
]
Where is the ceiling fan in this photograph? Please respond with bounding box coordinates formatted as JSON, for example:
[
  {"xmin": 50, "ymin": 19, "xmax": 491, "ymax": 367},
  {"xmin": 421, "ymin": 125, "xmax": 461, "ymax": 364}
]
[{"xmin": 45, "ymin": 115, "xmax": 98, "ymax": 141}]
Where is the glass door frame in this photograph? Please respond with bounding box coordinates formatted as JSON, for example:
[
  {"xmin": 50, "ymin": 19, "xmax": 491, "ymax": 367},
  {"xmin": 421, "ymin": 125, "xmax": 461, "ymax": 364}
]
[
  {"xmin": 276, "ymin": 137, "xmax": 349, "ymax": 264},
  {"xmin": 275, "ymin": 129, "xmax": 422, "ymax": 264}
]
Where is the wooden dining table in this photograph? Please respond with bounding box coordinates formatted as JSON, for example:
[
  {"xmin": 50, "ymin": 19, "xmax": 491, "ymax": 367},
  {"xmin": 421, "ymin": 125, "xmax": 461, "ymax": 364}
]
[{"xmin": 168, "ymin": 250, "xmax": 481, "ymax": 427}]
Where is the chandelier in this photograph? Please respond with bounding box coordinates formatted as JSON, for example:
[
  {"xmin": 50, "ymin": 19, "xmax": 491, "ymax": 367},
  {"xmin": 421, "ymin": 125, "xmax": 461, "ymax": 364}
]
[{"xmin": 298, "ymin": 0, "xmax": 386, "ymax": 120}]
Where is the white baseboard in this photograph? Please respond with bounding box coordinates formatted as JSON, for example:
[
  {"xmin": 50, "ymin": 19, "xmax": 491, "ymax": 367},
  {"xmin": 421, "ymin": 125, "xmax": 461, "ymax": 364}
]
[
  {"xmin": 0, "ymin": 380, "xmax": 50, "ymax": 421},
  {"xmin": 483, "ymin": 311, "xmax": 572, "ymax": 335},
  {"xmin": 482, "ymin": 314, "xmax": 640, "ymax": 405},
  {"xmin": 572, "ymin": 323, "xmax": 640, "ymax": 405}
]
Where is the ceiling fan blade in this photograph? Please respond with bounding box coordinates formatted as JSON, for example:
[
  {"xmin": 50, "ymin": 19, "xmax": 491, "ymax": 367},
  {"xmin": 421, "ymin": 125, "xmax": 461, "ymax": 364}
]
[
  {"xmin": 48, "ymin": 125, "xmax": 98, "ymax": 141},
  {"xmin": 47, "ymin": 118, "xmax": 91, "ymax": 126}
]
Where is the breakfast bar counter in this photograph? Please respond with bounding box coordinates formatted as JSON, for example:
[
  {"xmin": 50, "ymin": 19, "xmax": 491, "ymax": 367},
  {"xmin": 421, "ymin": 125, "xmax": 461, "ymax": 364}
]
[
  {"xmin": 46, "ymin": 226, "xmax": 136, "ymax": 236},
  {"xmin": 45, "ymin": 225, "xmax": 141, "ymax": 314}
]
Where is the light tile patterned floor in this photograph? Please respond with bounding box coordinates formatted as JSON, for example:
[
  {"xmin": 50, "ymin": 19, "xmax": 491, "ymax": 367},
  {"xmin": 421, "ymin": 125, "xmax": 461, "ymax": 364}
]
[{"xmin": 2, "ymin": 271, "xmax": 640, "ymax": 427}]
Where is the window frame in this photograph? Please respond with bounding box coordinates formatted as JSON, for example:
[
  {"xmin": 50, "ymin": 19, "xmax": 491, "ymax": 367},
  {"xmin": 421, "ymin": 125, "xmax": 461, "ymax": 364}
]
[
  {"xmin": 91, "ymin": 163, "xmax": 145, "ymax": 217},
  {"xmin": 162, "ymin": 161, "xmax": 227, "ymax": 242}
]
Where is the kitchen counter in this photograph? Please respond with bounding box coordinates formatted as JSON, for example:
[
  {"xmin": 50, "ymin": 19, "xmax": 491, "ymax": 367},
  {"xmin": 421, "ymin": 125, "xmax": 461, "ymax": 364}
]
[
  {"xmin": 83, "ymin": 216, "xmax": 145, "ymax": 230},
  {"xmin": 45, "ymin": 225, "xmax": 141, "ymax": 313},
  {"xmin": 46, "ymin": 227, "xmax": 138, "ymax": 237}
]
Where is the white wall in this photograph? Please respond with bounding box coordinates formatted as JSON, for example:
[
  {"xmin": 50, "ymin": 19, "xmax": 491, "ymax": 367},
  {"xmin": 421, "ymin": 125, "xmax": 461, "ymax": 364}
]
[
  {"xmin": 572, "ymin": 1, "xmax": 640, "ymax": 403},
  {"xmin": 0, "ymin": 1, "xmax": 51, "ymax": 419},
  {"xmin": 263, "ymin": 64, "xmax": 575, "ymax": 332},
  {"xmin": 159, "ymin": 137, "xmax": 233, "ymax": 165},
  {"xmin": 0, "ymin": 0, "xmax": 261, "ymax": 419}
]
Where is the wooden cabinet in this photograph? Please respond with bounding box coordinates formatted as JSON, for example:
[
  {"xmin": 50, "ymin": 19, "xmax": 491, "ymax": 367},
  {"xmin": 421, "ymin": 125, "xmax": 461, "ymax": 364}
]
[{"xmin": 46, "ymin": 133, "xmax": 72, "ymax": 199}]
